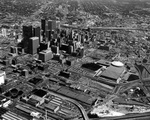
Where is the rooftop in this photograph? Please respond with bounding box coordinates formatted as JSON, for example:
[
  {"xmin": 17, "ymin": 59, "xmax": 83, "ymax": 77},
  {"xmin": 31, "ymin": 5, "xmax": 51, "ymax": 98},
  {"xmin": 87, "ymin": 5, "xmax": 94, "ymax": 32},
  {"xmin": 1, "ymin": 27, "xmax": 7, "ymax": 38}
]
[{"xmin": 100, "ymin": 65, "xmax": 125, "ymax": 81}]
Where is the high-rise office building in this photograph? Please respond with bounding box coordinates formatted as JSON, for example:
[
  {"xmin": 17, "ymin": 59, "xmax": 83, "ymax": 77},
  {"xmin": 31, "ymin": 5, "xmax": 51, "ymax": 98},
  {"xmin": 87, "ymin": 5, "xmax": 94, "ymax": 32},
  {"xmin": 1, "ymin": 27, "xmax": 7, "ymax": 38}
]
[
  {"xmin": 46, "ymin": 30, "xmax": 52, "ymax": 41},
  {"xmin": 33, "ymin": 27, "xmax": 41, "ymax": 42},
  {"xmin": 28, "ymin": 37, "xmax": 39, "ymax": 54},
  {"xmin": 41, "ymin": 19, "xmax": 47, "ymax": 40},
  {"xmin": 48, "ymin": 20, "xmax": 52, "ymax": 31},
  {"xmin": 41, "ymin": 19, "xmax": 46, "ymax": 32},
  {"xmin": 23, "ymin": 25, "xmax": 33, "ymax": 38},
  {"xmin": 22, "ymin": 25, "xmax": 33, "ymax": 53},
  {"xmin": 48, "ymin": 20, "xmax": 56, "ymax": 31}
]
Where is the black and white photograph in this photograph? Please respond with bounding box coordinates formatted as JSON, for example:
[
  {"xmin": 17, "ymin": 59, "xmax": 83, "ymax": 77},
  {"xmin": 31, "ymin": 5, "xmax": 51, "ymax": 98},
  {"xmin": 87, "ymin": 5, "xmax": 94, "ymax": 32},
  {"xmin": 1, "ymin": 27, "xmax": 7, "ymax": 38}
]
[{"xmin": 0, "ymin": 0, "xmax": 150, "ymax": 120}]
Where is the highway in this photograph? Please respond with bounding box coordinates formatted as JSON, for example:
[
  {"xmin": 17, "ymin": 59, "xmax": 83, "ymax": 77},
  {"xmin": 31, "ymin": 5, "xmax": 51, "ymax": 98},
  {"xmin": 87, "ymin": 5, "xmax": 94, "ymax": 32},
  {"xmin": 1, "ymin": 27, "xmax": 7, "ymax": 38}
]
[
  {"xmin": 134, "ymin": 63, "xmax": 150, "ymax": 96},
  {"xmin": 60, "ymin": 24, "xmax": 145, "ymax": 31},
  {"xmin": 90, "ymin": 27, "xmax": 143, "ymax": 30}
]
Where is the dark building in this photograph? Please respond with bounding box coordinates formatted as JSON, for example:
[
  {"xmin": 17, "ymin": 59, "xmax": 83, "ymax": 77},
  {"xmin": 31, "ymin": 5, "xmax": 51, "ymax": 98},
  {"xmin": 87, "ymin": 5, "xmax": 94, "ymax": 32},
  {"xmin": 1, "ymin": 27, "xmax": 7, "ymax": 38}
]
[
  {"xmin": 40, "ymin": 42, "xmax": 48, "ymax": 51},
  {"xmin": 22, "ymin": 25, "xmax": 34, "ymax": 52},
  {"xmin": 57, "ymin": 37, "xmax": 61, "ymax": 48},
  {"xmin": 41, "ymin": 19, "xmax": 47, "ymax": 40},
  {"xmin": 59, "ymin": 71, "xmax": 70, "ymax": 79},
  {"xmin": 41, "ymin": 30, "xmax": 45, "ymax": 41},
  {"xmin": 85, "ymin": 34, "xmax": 89, "ymax": 41},
  {"xmin": 68, "ymin": 45, "xmax": 74, "ymax": 54},
  {"xmin": 38, "ymin": 64, "xmax": 49, "ymax": 71},
  {"xmin": 48, "ymin": 20, "xmax": 52, "ymax": 31},
  {"xmin": 78, "ymin": 47, "xmax": 84, "ymax": 57},
  {"xmin": 53, "ymin": 54, "xmax": 61, "ymax": 61},
  {"xmin": 46, "ymin": 30, "xmax": 52, "ymax": 41},
  {"xmin": 33, "ymin": 27, "xmax": 41, "ymax": 42},
  {"xmin": 66, "ymin": 59, "xmax": 75, "ymax": 66},
  {"xmin": 28, "ymin": 37, "xmax": 39, "ymax": 54},
  {"xmin": 11, "ymin": 57, "xmax": 18, "ymax": 65},
  {"xmin": 41, "ymin": 19, "xmax": 46, "ymax": 32},
  {"xmin": 22, "ymin": 38, "xmax": 29, "ymax": 53},
  {"xmin": 48, "ymin": 20, "xmax": 56, "ymax": 31},
  {"xmin": 23, "ymin": 26, "xmax": 33, "ymax": 38},
  {"xmin": 81, "ymin": 34, "xmax": 85, "ymax": 44},
  {"xmin": 51, "ymin": 45, "xmax": 59, "ymax": 54},
  {"xmin": 61, "ymin": 43, "xmax": 69, "ymax": 52}
]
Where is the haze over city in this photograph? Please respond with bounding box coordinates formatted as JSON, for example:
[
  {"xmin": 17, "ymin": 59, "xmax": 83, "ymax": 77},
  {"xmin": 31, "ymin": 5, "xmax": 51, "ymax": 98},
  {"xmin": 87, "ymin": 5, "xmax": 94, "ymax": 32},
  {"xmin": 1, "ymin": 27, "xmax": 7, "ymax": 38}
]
[{"xmin": 0, "ymin": 0, "xmax": 150, "ymax": 120}]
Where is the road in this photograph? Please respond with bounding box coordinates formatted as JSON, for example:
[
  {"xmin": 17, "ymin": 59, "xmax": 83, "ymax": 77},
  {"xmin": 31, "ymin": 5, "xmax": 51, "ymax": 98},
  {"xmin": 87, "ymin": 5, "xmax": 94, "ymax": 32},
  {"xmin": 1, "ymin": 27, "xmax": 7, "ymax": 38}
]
[
  {"xmin": 60, "ymin": 24, "xmax": 144, "ymax": 31},
  {"xmin": 134, "ymin": 63, "xmax": 150, "ymax": 96}
]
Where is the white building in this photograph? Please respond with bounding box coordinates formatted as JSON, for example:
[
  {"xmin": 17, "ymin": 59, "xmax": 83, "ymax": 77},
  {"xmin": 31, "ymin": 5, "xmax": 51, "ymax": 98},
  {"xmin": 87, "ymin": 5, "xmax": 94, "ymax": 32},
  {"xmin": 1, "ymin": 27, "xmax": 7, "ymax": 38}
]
[{"xmin": 0, "ymin": 71, "xmax": 6, "ymax": 85}]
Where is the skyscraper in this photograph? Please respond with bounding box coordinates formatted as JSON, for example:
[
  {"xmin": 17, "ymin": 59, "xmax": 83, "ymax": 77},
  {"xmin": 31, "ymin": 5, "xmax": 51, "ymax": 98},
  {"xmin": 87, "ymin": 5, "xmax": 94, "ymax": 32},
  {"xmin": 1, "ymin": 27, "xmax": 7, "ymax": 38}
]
[
  {"xmin": 23, "ymin": 25, "xmax": 33, "ymax": 38},
  {"xmin": 46, "ymin": 30, "xmax": 52, "ymax": 41},
  {"xmin": 41, "ymin": 19, "xmax": 46, "ymax": 32},
  {"xmin": 28, "ymin": 37, "xmax": 39, "ymax": 54},
  {"xmin": 22, "ymin": 25, "xmax": 33, "ymax": 52},
  {"xmin": 48, "ymin": 20, "xmax": 56, "ymax": 31},
  {"xmin": 33, "ymin": 26, "xmax": 41, "ymax": 42},
  {"xmin": 41, "ymin": 19, "xmax": 47, "ymax": 40}
]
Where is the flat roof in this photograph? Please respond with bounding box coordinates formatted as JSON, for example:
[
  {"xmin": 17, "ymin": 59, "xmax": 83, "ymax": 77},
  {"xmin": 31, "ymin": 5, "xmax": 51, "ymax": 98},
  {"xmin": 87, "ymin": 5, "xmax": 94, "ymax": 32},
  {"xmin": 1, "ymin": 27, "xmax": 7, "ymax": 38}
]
[
  {"xmin": 96, "ymin": 59, "xmax": 110, "ymax": 66},
  {"xmin": 100, "ymin": 65, "xmax": 125, "ymax": 80},
  {"xmin": 57, "ymin": 87, "xmax": 95, "ymax": 105}
]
